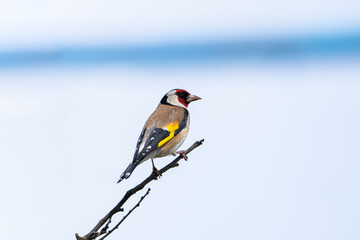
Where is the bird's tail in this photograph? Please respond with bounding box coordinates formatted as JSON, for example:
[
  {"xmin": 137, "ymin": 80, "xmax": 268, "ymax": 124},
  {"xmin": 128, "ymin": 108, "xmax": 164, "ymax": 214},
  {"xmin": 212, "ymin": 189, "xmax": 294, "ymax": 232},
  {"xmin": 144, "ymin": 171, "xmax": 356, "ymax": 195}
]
[{"xmin": 117, "ymin": 163, "xmax": 137, "ymax": 183}]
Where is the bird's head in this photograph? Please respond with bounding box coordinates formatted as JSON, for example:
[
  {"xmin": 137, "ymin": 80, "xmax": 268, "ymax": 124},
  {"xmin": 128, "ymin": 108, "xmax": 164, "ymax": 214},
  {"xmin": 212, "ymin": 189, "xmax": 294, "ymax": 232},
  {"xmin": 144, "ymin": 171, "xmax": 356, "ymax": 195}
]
[{"xmin": 160, "ymin": 89, "xmax": 201, "ymax": 108}]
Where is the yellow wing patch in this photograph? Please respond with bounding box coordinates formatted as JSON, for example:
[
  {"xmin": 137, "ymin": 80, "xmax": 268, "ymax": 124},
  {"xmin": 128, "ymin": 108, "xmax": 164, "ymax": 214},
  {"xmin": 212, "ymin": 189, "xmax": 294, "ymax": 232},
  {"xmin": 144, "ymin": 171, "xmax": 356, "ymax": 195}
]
[{"xmin": 158, "ymin": 122, "xmax": 179, "ymax": 147}]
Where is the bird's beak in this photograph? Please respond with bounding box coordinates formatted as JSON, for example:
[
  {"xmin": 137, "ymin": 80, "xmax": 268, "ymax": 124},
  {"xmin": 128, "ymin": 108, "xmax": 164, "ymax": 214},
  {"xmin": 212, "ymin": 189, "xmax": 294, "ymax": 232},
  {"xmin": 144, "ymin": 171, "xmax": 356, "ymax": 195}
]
[{"xmin": 187, "ymin": 94, "xmax": 201, "ymax": 102}]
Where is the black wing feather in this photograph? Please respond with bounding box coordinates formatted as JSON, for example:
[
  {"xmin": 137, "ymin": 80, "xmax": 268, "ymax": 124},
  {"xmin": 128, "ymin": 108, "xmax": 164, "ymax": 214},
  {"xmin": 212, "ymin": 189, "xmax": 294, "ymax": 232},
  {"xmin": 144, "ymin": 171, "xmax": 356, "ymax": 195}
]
[
  {"xmin": 132, "ymin": 128, "xmax": 146, "ymax": 159},
  {"xmin": 132, "ymin": 128, "xmax": 170, "ymax": 164}
]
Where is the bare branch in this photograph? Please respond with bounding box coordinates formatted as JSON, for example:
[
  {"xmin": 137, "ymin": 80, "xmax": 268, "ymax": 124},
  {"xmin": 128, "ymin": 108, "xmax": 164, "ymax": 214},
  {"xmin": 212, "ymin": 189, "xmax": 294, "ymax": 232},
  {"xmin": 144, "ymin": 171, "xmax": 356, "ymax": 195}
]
[
  {"xmin": 99, "ymin": 188, "xmax": 151, "ymax": 240},
  {"xmin": 75, "ymin": 139, "xmax": 204, "ymax": 240}
]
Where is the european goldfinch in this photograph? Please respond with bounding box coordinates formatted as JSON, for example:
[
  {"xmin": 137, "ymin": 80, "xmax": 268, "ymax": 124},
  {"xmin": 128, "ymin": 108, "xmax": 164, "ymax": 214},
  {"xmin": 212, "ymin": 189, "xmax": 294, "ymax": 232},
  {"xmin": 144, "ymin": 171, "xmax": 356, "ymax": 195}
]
[{"xmin": 117, "ymin": 89, "xmax": 201, "ymax": 183}]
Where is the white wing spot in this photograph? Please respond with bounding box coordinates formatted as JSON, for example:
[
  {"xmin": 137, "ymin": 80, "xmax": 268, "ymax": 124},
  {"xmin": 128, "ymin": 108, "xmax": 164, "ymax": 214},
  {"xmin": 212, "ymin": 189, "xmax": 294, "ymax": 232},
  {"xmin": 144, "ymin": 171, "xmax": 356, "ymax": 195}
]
[
  {"xmin": 147, "ymin": 146, "xmax": 152, "ymax": 149},
  {"xmin": 150, "ymin": 137, "xmax": 154, "ymax": 141},
  {"xmin": 142, "ymin": 153, "xmax": 146, "ymax": 156}
]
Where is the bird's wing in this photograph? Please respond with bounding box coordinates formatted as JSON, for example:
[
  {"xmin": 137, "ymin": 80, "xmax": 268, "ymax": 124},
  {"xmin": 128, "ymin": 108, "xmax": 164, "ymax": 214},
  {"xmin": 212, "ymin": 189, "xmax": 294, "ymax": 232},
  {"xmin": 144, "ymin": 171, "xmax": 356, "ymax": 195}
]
[{"xmin": 131, "ymin": 105, "xmax": 188, "ymax": 166}]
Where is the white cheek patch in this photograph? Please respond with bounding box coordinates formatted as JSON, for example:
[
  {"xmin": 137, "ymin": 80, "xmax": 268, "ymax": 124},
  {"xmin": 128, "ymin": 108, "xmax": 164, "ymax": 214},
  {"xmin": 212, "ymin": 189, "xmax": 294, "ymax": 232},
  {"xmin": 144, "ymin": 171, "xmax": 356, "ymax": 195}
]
[{"xmin": 167, "ymin": 95, "xmax": 185, "ymax": 107}]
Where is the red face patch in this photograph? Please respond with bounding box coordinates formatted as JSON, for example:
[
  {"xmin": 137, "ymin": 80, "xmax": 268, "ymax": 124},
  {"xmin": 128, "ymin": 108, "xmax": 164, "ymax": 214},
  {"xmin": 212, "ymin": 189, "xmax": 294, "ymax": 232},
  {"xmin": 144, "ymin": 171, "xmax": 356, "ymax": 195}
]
[
  {"xmin": 175, "ymin": 89, "xmax": 189, "ymax": 107},
  {"xmin": 177, "ymin": 97, "xmax": 188, "ymax": 107}
]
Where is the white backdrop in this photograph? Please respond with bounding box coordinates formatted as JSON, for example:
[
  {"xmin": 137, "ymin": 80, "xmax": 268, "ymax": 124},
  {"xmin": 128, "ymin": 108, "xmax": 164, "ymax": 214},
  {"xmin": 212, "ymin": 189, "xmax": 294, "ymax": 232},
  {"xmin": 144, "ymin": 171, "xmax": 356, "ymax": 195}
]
[
  {"xmin": 1, "ymin": 0, "xmax": 360, "ymax": 239},
  {"xmin": 1, "ymin": 62, "xmax": 360, "ymax": 240}
]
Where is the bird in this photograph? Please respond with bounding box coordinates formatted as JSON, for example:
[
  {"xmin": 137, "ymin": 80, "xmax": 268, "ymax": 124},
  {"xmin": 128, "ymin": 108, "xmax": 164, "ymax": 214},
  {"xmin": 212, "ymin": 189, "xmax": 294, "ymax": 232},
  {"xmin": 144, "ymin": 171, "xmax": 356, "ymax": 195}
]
[{"xmin": 117, "ymin": 89, "xmax": 201, "ymax": 183}]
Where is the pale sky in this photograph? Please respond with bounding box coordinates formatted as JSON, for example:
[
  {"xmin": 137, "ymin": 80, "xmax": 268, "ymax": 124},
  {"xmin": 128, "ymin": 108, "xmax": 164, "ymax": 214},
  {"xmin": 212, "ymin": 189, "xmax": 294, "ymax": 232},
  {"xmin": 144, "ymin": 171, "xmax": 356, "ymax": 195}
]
[{"xmin": 0, "ymin": 0, "xmax": 360, "ymax": 48}]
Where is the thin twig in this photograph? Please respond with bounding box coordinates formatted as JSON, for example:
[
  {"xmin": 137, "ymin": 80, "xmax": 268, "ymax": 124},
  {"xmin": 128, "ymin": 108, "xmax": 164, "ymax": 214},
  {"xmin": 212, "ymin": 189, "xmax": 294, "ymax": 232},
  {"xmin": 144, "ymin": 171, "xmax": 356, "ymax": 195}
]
[
  {"xmin": 99, "ymin": 188, "xmax": 151, "ymax": 240},
  {"xmin": 75, "ymin": 139, "xmax": 204, "ymax": 240}
]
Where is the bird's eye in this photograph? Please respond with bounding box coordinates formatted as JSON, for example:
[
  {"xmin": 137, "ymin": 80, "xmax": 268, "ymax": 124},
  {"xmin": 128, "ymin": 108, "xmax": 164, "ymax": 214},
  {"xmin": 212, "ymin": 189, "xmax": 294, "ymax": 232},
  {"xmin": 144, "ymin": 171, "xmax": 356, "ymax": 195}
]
[{"xmin": 176, "ymin": 91, "xmax": 188, "ymax": 99}]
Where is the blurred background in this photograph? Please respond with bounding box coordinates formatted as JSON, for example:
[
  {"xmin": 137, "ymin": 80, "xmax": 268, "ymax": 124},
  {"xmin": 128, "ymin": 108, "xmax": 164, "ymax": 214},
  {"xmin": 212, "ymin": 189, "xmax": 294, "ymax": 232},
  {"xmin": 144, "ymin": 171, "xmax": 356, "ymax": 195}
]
[{"xmin": 1, "ymin": 0, "xmax": 360, "ymax": 240}]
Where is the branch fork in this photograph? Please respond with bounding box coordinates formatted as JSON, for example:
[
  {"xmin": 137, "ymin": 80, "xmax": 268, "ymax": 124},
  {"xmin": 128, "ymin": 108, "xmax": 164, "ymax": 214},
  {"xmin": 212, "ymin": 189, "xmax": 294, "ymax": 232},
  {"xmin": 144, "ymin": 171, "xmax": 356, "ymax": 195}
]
[{"xmin": 76, "ymin": 139, "xmax": 204, "ymax": 240}]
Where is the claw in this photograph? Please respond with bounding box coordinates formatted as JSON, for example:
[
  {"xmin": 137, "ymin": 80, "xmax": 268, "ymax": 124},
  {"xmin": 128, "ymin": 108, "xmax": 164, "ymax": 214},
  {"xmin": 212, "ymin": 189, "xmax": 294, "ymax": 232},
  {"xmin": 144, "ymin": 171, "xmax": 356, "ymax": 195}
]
[
  {"xmin": 176, "ymin": 150, "xmax": 188, "ymax": 161},
  {"xmin": 151, "ymin": 158, "xmax": 162, "ymax": 179},
  {"xmin": 152, "ymin": 166, "xmax": 162, "ymax": 179}
]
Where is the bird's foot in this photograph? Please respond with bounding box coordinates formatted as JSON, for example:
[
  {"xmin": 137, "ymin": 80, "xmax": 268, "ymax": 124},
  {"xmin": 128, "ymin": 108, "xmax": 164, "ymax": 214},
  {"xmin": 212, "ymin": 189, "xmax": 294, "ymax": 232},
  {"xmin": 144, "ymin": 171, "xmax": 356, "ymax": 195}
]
[
  {"xmin": 152, "ymin": 166, "xmax": 162, "ymax": 180},
  {"xmin": 151, "ymin": 158, "xmax": 162, "ymax": 180},
  {"xmin": 176, "ymin": 150, "xmax": 188, "ymax": 161}
]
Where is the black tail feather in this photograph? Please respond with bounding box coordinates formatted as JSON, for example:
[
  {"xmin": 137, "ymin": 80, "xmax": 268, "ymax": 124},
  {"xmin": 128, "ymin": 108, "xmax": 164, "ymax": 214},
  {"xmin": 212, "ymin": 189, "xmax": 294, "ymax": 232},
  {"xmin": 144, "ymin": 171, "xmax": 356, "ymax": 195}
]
[{"xmin": 117, "ymin": 163, "xmax": 136, "ymax": 183}]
